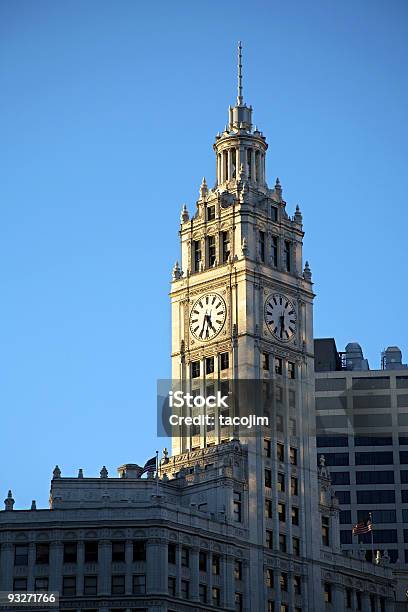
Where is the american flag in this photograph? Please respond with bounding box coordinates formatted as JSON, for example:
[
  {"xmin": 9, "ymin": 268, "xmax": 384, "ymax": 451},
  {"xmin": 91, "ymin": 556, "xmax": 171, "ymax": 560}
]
[
  {"xmin": 141, "ymin": 456, "xmax": 157, "ymax": 475},
  {"xmin": 352, "ymin": 516, "xmax": 373, "ymax": 536}
]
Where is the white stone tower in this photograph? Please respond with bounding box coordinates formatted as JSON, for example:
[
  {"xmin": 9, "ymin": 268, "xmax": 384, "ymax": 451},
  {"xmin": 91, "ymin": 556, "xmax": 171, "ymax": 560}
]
[{"xmin": 168, "ymin": 43, "xmax": 331, "ymax": 609}]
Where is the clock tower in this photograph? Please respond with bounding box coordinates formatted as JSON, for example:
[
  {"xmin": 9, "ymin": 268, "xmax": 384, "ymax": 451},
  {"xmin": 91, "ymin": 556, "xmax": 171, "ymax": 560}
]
[{"xmin": 169, "ymin": 44, "xmax": 324, "ymax": 609}]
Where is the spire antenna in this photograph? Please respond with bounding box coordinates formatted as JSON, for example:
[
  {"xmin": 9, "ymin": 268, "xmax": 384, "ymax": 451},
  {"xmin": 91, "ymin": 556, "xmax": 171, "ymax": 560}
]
[{"xmin": 237, "ymin": 41, "xmax": 243, "ymax": 105}]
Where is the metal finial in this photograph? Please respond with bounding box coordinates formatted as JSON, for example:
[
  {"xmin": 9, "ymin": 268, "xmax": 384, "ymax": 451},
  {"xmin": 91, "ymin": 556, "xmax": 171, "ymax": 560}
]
[{"xmin": 237, "ymin": 41, "xmax": 243, "ymax": 105}]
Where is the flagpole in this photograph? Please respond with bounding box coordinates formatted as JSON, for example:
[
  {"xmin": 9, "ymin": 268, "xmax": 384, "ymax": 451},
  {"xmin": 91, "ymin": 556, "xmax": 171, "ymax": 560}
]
[
  {"xmin": 155, "ymin": 450, "xmax": 159, "ymax": 496},
  {"xmin": 369, "ymin": 512, "xmax": 374, "ymax": 562}
]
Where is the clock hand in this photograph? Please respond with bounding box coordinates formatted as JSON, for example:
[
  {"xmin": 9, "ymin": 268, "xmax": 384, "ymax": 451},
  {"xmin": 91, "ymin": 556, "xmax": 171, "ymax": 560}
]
[{"xmin": 200, "ymin": 315, "xmax": 207, "ymax": 338}]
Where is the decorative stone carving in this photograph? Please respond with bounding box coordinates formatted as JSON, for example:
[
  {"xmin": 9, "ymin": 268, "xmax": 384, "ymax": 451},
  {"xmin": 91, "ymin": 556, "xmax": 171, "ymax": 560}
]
[
  {"xmin": 100, "ymin": 466, "xmax": 108, "ymax": 479},
  {"xmin": 52, "ymin": 465, "xmax": 61, "ymax": 479},
  {"xmin": 4, "ymin": 490, "xmax": 14, "ymax": 511}
]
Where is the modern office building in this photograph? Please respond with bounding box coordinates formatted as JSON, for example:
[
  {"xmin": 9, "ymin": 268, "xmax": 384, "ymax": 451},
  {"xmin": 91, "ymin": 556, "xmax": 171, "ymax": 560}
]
[
  {"xmin": 0, "ymin": 49, "xmax": 398, "ymax": 611},
  {"xmin": 315, "ymin": 338, "xmax": 408, "ymax": 603}
]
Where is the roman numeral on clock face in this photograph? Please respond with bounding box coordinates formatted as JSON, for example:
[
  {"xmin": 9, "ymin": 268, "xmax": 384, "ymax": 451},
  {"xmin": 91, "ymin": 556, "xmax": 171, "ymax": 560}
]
[
  {"xmin": 264, "ymin": 293, "xmax": 297, "ymax": 343},
  {"xmin": 189, "ymin": 293, "xmax": 227, "ymax": 342}
]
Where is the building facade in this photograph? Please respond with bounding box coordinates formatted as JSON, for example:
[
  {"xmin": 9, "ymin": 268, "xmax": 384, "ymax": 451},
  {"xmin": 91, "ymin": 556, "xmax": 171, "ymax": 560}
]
[
  {"xmin": 0, "ymin": 47, "xmax": 398, "ymax": 611},
  {"xmin": 315, "ymin": 339, "xmax": 408, "ymax": 604}
]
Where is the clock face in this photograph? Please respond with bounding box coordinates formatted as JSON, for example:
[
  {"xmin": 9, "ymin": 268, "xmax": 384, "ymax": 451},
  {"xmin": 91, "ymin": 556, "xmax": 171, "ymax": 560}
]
[
  {"xmin": 189, "ymin": 293, "xmax": 226, "ymax": 341},
  {"xmin": 264, "ymin": 293, "xmax": 297, "ymax": 342}
]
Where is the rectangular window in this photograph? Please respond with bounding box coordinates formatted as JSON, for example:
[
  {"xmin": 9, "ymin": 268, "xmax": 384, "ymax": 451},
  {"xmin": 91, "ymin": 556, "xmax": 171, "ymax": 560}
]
[
  {"xmin": 284, "ymin": 240, "xmax": 291, "ymax": 272},
  {"xmin": 278, "ymin": 503, "xmax": 286, "ymax": 522},
  {"xmin": 357, "ymin": 591, "xmax": 362, "ymax": 610},
  {"xmin": 111, "ymin": 575, "xmax": 125, "ymax": 595},
  {"xmin": 220, "ymin": 352, "xmax": 229, "ymax": 370},
  {"xmin": 275, "ymin": 357, "xmax": 283, "ymax": 375},
  {"xmin": 181, "ymin": 580, "xmax": 189, "ymax": 600},
  {"xmin": 262, "ymin": 352, "xmax": 270, "ymax": 371},
  {"xmin": 212, "ymin": 554, "xmax": 220, "ymax": 575},
  {"xmin": 112, "ymin": 541, "xmax": 125, "ymax": 562},
  {"xmin": 35, "ymin": 544, "xmax": 49, "ymax": 565},
  {"xmin": 271, "ymin": 206, "xmax": 278, "ymax": 222},
  {"xmin": 234, "ymin": 559, "xmax": 242, "ymax": 580},
  {"xmin": 233, "ymin": 491, "xmax": 242, "ymax": 522},
  {"xmin": 181, "ymin": 547, "xmax": 190, "ymax": 567},
  {"xmin": 266, "ymin": 529, "xmax": 273, "ymax": 549},
  {"xmin": 193, "ymin": 240, "xmax": 201, "ymax": 272},
  {"xmin": 357, "ymin": 490, "xmax": 395, "ymax": 504},
  {"xmin": 221, "ymin": 231, "xmax": 230, "ymax": 263},
  {"xmin": 336, "ymin": 490, "xmax": 351, "ymax": 504},
  {"xmin": 13, "ymin": 578, "xmax": 27, "ymax": 591},
  {"xmin": 288, "ymin": 361, "xmax": 295, "ymax": 379},
  {"xmin": 324, "ymin": 583, "xmax": 332, "ymax": 603},
  {"xmin": 279, "ymin": 534, "xmax": 287, "ymax": 553},
  {"xmin": 212, "ymin": 586, "xmax": 221, "ymax": 606},
  {"xmin": 168, "ymin": 576, "xmax": 176, "ymax": 596},
  {"xmin": 265, "ymin": 499, "xmax": 273, "ymax": 518},
  {"xmin": 199, "ymin": 583, "xmax": 207, "ymax": 603},
  {"xmin": 34, "ymin": 578, "xmax": 48, "ymax": 592},
  {"xmin": 276, "ymin": 414, "xmax": 284, "ymax": 432},
  {"xmin": 346, "ymin": 588, "xmax": 352, "ymax": 608},
  {"xmin": 292, "ymin": 506, "xmax": 299, "ymax": 526},
  {"xmin": 259, "ymin": 231, "xmax": 265, "ymax": 262},
  {"xmin": 191, "ymin": 360, "xmax": 200, "ymax": 378},
  {"xmin": 289, "ymin": 417, "xmax": 296, "ymax": 436},
  {"xmin": 293, "ymin": 575, "xmax": 301, "ymax": 595},
  {"xmin": 322, "ymin": 516, "xmax": 330, "ymax": 546},
  {"xmin": 84, "ymin": 541, "xmax": 98, "ymax": 563},
  {"xmin": 168, "ymin": 543, "xmax": 176, "ymax": 564},
  {"xmin": 266, "ymin": 568, "xmax": 273, "ymax": 588},
  {"xmin": 277, "ymin": 443, "xmax": 284, "ymax": 462},
  {"xmin": 317, "ymin": 434, "xmax": 349, "ymax": 447},
  {"xmin": 331, "ymin": 471, "xmax": 350, "ymax": 485},
  {"xmin": 208, "ymin": 235, "xmax": 216, "ymax": 267},
  {"xmin": 62, "ymin": 576, "xmax": 76, "ymax": 596},
  {"xmin": 133, "ymin": 573, "xmax": 146, "ymax": 594},
  {"xmin": 271, "ymin": 235, "xmax": 278, "ymax": 266},
  {"xmin": 264, "ymin": 438, "xmax": 271, "ymax": 458},
  {"xmin": 265, "ymin": 469, "xmax": 272, "ymax": 488},
  {"xmin": 290, "ymin": 447, "xmax": 298, "ymax": 465},
  {"xmin": 83, "ymin": 575, "xmax": 98, "ymax": 595},
  {"xmin": 199, "ymin": 551, "xmax": 207, "ymax": 572},
  {"xmin": 340, "ymin": 510, "xmax": 352, "ymax": 524},
  {"xmin": 14, "ymin": 545, "xmax": 28, "ymax": 566},
  {"xmin": 291, "ymin": 476, "xmax": 298, "ymax": 496},
  {"xmin": 280, "ymin": 572, "xmax": 288, "ymax": 591},
  {"xmin": 207, "ymin": 205, "xmax": 215, "ymax": 221},
  {"xmin": 292, "ymin": 537, "xmax": 300, "ymax": 556},
  {"xmin": 277, "ymin": 473, "xmax": 285, "ymax": 492},
  {"xmin": 235, "ymin": 592, "xmax": 243, "ymax": 612},
  {"xmin": 133, "ymin": 540, "xmax": 146, "ymax": 561},
  {"xmin": 63, "ymin": 542, "xmax": 77, "ymax": 564},
  {"xmin": 356, "ymin": 471, "xmax": 394, "ymax": 484},
  {"xmin": 205, "ymin": 356, "xmax": 214, "ymax": 374}
]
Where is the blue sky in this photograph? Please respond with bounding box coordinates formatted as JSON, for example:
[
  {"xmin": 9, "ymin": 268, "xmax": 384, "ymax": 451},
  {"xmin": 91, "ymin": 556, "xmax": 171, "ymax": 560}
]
[{"xmin": 1, "ymin": 0, "xmax": 407, "ymax": 508}]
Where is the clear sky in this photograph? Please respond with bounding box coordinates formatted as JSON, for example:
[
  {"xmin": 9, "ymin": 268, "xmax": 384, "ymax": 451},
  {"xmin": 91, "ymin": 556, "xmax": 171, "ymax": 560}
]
[{"xmin": 1, "ymin": 0, "xmax": 407, "ymax": 508}]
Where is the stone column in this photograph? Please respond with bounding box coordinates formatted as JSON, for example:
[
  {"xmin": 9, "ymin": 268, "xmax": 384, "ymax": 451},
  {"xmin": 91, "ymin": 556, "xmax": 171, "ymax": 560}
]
[
  {"xmin": 251, "ymin": 148, "xmax": 256, "ymax": 183},
  {"xmin": 274, "ymin": 569, "xmax": 281, "ymax": 610},
  {"xmin": 189, "ymin": 546, "xmax": 200, "ymax": 601},
  {"xmin": 76, "ymin": 541, "xmax": 84, "ymax": 596},
  {"xmin": 223, "ymin": 554, "xmax": 235, "ymax": 608},
  {"xmin": 361, "ymin": 592, "xmax": 371, "ymax": 612},
  {"xmin": 146, "ymin": 539, "xmax": 167, "ymax": 595},
  {"xmin": 333, "ymin": 585, "xmax": 346, "ymax": 611},
  {"xmin": 175, "ymin": 544, "xmax": 181, "ymax": 598},
  {"xmin": 49, "ymin": 541, "xmax": 63, "ymax": 592},
  {"xmin": 28, "ymin": 542, "xmax": 36, "ymax": 591},
  {"xmin": 207, "ymin": 551, "xmax": 213, "ymax": 597},
  {"xmin": 99, "ymin": 540, "xmax": 111, "ymax": 596},
  {"xmin": 125, "ymin": 539, "xmax": 133, "ymax": 594},
  {"xmin": 0, "ymin": 542, "xmax": 14, "ymax": 591}
]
